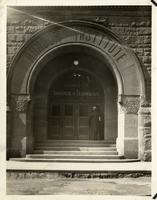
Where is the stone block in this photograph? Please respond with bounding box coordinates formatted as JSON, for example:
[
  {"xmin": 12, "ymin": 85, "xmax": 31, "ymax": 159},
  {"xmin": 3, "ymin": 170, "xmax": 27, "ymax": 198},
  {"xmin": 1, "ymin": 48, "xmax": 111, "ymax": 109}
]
[
  {"xmin": 8, "ymin": 34, "xmax": 16, "ymax": 42},
  {"xmin": 144, "ymin": 137, "xmax": 151, "ymax": 151},
  {"xmin": 135, "ymin": 48, "xmax": 144, "ymax": 56},
  {"xmin": 144, "ymin": 47, "xmax": 151, "ymax": 52},
  {"xmin": 115, "ymin": 27, "xmax": 127, "ymax": 33},
  {"xmin": 129, "ymin": 44, "xmax": 138, "ymax": 48},
  {"xmin": 139, "ymin": 21, "xmax": 148, "ymax": 27},
  {"xmin": 23, "ymin": 19, "xmax": 33, "ymax": 26},
  {"xmin": 122, "ymin": 35, "xmax": 130, "ymax": 42},
  {"xmin": 126, "ymin": 36, "xmax": 137, "ymax": 44},
  {"xmin": 143, "ymin": 67, "xmax": 151, "ymax": 75},
  {"xmin": 138, "ymin": 110, "xmax": 151, "ymax": 123},
  {"xmin": 127, "ymin": 36, "xmax": 144, "ymax": 44},
  {"xmin": 121, "ymin": 23, "xmax": 129, "ymax": 27},
  {"xmin": 147, "ymin": 21, "xmax": 151, "ymax": 27},
  {"xmin": 16, "ymin": 34, "xmax": 24, "ymax": 42},
  {"xmin": 137, "ymin": 36, "xmax": 145, "ymax": 44},
  {"xmin": 7, "ymin": 47, "xmax": 18, "ymax": 55},
  {"xmin": 144, "ymin": 51, "xmax": 151, "ymax": 56},
  {"xmin": 8, "ymin": 20, "xmax": 19, "ymax": 26},
  {"xmin": 136, "ymin": 27, "xmax": 151, "ymax": 35},
  {"xmin": 7, "ymin": 54, "xmax": 15, "ymax": 63},
  {"xmin": 144, "ymin": 151, "xmax": 151, "ymax": 161},
  {"xmin": 144, "ymin": 36, "xmax": 151, "ymax": 44},
  {"xmin": 24, "ymin": 34, "xmax": 32, "ymax": 41},
  {"xmin": 7, "ymin": 26, "xmax": 15, "ymax": 33},
  {"xmin": 15, "ymin": 26, "xmax": 24, "ymax": 33},
  {"xmin": 143, "ymin": 56, "xmax": 151, "ymax": 64},
  {"xmin": 131, "ymin": 22, "xmax": 136, "ymax": 27},
  {"xmin": 125, "ymin": 27, "xmax": 136, "ymax": 34}
]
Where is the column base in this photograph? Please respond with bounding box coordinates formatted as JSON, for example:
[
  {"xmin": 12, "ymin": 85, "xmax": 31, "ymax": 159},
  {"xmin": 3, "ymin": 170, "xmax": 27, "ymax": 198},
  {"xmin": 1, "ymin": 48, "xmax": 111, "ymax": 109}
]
[{"xmin": 124, "ymin": 138, "xmax": 138, "ymax": 159}]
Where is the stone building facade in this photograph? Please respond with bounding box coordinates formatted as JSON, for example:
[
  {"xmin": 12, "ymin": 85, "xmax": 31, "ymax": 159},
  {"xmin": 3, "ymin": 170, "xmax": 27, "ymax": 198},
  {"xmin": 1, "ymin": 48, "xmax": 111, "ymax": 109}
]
[{"xmin": 7, "ymin": 6, "xmax": 151, "ymax": 161}]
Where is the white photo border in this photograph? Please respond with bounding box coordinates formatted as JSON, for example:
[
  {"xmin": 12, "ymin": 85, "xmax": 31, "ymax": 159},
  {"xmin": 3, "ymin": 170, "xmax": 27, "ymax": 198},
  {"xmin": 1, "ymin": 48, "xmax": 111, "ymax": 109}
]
[{"xmin": 0, "ymin": 0, "xmax": 156, "ymax": 199}]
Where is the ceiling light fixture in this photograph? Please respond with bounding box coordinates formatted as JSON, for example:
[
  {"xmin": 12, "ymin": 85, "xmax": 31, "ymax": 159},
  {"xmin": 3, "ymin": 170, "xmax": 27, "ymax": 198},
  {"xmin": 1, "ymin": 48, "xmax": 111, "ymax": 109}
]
[{"xmin": 73, "ymin": 60, "xmax": 79, "ymax": 66}]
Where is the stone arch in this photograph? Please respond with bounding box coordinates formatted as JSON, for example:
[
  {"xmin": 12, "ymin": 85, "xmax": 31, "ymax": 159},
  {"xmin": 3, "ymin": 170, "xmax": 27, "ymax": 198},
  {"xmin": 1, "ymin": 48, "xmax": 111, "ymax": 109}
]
[
  {"xmin": 7, "ymin": 20, "xmax": 146, "ymax": 159},
  {"xmin": 8, "ymin": 20, "xmax": 145, "ymax": 96}
]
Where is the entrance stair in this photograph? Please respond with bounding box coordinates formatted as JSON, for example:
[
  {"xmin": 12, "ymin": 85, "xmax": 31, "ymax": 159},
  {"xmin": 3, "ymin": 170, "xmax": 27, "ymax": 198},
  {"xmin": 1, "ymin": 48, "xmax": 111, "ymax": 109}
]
[{"xmin": 25, "ymin": 140, "xmax": 125, "ymax": 162}]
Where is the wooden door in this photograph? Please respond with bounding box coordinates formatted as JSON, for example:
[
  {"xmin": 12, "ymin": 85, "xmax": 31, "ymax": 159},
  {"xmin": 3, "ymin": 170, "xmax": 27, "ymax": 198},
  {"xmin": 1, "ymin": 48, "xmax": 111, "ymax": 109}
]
[
  {"xmin": 78, "ymin": 104, "xmax": 90, "ymax": 140},
  {"xmin": 48, "ymin": 104, "xmax": 61, "ymax": 139},
  {"xmin": 62, "ymin": 104, "xmax": 75, "ymax": 139},
  {"xmin": 48, "ymin": 103, "xmax": 75, "ymax": 139},
  {"xmin": 48, "ymin": 102, "xmax": 103, "ymax": 140}
]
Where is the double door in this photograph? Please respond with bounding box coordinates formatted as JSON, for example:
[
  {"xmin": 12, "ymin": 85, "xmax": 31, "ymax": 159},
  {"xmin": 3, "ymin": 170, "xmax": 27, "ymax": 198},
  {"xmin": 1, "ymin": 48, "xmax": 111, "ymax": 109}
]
[{"xmin": 48, "ymin": 102, "xmax": 103, "ymax": 140}]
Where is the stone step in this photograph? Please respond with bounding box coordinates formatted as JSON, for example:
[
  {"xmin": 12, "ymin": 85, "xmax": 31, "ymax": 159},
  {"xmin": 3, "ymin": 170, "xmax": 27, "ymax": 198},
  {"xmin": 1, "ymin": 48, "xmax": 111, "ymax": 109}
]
[
  {"xmin": 36, "ymin": 140, "xmax": 114, "ymax": 144},
  {"xmin": 34, "ymin": 147, "xmax": 117, "ymax": 151},
  {"xmin": 35, "ymin": 143, "xmax": 116, "ymax": 147},
  {"xmin": 26, "ymin": 154, "xmax": 120, "ymax": 159},
  {"xmin": 10, "ymin": 157, "xmax": 139, "ymax": 163},
  {"xmin": 33, "ymin": 150, "xmax": 118, "ymax": 155}
]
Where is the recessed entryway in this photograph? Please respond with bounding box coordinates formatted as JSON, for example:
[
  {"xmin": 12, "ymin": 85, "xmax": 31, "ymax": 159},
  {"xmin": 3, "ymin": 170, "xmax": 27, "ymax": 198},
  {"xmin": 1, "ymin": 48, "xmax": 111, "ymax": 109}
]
[{"xmin": 33, "ymin": 52, "xmax": 118, "ymax": 144}]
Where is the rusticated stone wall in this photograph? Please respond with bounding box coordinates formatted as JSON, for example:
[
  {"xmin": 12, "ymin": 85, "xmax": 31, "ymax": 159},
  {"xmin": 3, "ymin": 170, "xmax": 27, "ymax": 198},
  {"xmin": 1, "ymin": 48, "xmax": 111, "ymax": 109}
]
[
  {"xmin": 110, "ymin": 24, "xmax": 151, "ymax": 102},
  {"xmin": 138, "ymin": 103, "xmax": 151, "ymax": 161}
]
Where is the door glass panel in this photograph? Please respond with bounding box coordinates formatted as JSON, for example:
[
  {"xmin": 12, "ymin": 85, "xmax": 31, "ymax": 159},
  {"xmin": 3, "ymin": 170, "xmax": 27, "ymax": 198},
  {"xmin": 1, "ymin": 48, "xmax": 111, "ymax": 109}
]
[
  {"xmin": 79, "ymin": 105, "xmax": 88, "ymax": 116},
  {"xmin": 64, "ymin": 105, "xmax": 73, "ymax": 116},
  {"xmin": 52, "ymin": 105, "xmax": 60, "ymax": 116}
]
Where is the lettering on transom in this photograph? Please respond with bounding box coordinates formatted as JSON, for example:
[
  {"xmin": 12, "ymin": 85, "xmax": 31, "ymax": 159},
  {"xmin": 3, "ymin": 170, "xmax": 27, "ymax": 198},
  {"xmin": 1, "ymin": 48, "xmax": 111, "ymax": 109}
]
[{"xmin": 53, "ymin": 90, "xmax": 100, "ymax": 97}]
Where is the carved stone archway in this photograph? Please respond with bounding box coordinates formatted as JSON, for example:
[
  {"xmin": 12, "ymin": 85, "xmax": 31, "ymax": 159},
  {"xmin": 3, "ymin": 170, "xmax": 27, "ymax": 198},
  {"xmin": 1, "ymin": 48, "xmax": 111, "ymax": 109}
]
[{"xmin": 8, "ymin": 20, "xmax": 146, "ymax": 159}]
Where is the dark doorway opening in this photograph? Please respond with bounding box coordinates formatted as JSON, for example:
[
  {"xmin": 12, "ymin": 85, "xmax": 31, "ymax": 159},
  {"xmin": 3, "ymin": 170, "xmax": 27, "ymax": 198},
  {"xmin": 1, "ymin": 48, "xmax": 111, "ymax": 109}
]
[{"xmin": 48, "ymin": 70, "xmax": 104, "ymax": 140}]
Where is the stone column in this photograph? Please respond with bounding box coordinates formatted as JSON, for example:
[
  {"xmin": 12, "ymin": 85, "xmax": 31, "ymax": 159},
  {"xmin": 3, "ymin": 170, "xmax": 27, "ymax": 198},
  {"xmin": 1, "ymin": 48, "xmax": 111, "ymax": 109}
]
[
  {"xmin": 116, "ymin": 102, "xmax": 125, "ymax": 156},
  {"xmin": 11, "ymin": 94, "xmax": 32, "ymax": 157},
  {"xmin": 117, "ymin": 95, "xmax": 140, "ymax": 159},
  {"xmin": 138, "ymin": 102, "xmax": 151, "ymax": 161}
]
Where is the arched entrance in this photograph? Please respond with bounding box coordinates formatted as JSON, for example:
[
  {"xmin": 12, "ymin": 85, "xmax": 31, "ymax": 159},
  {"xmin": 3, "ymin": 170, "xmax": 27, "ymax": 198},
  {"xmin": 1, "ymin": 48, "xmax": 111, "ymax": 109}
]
[
  {"xmin": 33, "ymin": 51, "xmax": 117, "ymax": 143},
  {"xmin": 7, "ymin": 20, "xmax": 145, "ymax": 159}
]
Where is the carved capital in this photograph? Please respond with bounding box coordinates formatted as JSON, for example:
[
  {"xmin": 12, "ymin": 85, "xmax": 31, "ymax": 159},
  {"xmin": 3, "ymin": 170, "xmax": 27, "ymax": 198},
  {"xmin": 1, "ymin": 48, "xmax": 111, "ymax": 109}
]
[
  {"xmin": 118, "ymin": 95, "xmax": 140, "ymax": 114},
  {"xmin": 12, "ymin": 95, "xmax": 31, "ymax": 112},
  {"xmin": 16, "ymin": 95, "xmax": 31, "ymax": 112}
]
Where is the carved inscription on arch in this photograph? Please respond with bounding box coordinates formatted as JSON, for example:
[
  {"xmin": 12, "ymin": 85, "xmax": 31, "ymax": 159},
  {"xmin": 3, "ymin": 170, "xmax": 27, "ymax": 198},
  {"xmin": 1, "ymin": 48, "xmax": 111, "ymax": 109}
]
[{"xmin": 74, "ymin": 32, "xmax": 127, "ymax": 64}]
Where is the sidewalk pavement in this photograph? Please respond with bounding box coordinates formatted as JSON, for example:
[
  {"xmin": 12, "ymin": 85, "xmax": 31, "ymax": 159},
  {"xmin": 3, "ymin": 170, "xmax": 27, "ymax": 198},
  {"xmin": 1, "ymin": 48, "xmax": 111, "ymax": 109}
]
[{"xmin": 7, "ymin": 160, "xmax": 151, "ymax": 172}]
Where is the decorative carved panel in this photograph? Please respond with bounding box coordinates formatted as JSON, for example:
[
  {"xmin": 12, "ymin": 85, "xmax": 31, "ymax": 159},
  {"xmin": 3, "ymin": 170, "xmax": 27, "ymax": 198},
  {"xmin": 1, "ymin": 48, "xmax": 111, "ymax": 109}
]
[
  {"xmin": 118, "ymin": 95, "xmax": 140, "ymax": 114},
  {"xmin": 11, "ymin": 95, "xmax": 31, "ymax": 112}
]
